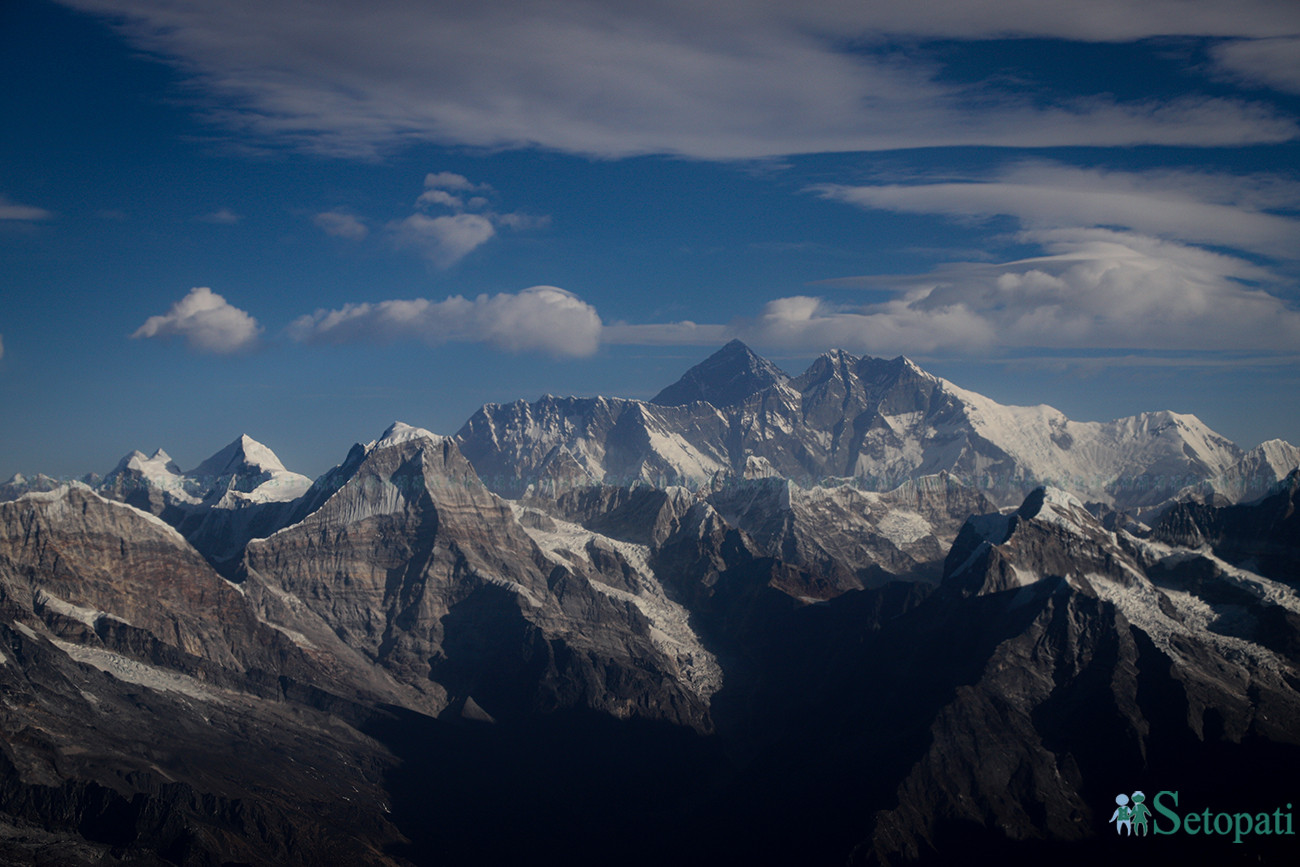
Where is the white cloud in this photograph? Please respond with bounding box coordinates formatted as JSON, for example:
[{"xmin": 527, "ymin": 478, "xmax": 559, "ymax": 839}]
[
  {"xmin": 0, "ymin": 334, "xmax": 5, "ymax": 361},
  {"xmin": 132, "ymin": 287, "xmax": 262, "ymax": 353},
  {"xmin": 815, "ymin": 162, "xmax": 1300, "ymax": 259},
  {"xmin": 735, "ymin": 295, "xmax": 998, "ymax": 355},
  {"xmin": 390, "ymin": 213, "xmax": 497, "ymax": 267},
  {"xmin": 199, "ymin": 208, "xmax": 241, "ymax": 224},
  {"xmin": 288, "ymin": 285, "xmax": 602, "ymax": 356},
  {"xmin": 730, "ymin": 230, "xmax": 1300, "ymax": 355},
  {"xmin": 494, "ymin": 212, "xmax": 552, "ymax": 231},
  {"xmin": 417, "ymin": 173, "xmax": 490, "ymax": 210},
  {"xmin": 313, "ymin": 210, "xmax": 369, "ymax": 240},
  {"xmin": 0, "ymin": 195, "xmax": 53, "ymax": 221},
  {"xmin": 54, "ymin": 0, "xmax": 1300, "ymax": 160},
  {"xmin": 393, "ymin": 172, "xmax": 547, "ymax": 265},
  {"xmin": 591, "ymin": 228, "xmax": 1300, "ymax": 358},
  {"xmin": 1211, "ymin": 37, "xmax": 1300, "ymax": 94},
  {"xmin": 416, "ymin": 189, "xmax": 465, "ymax": 210},
  {"xmin": 423, "ymin": 172, "xmax": 484, "ymax": 193}
]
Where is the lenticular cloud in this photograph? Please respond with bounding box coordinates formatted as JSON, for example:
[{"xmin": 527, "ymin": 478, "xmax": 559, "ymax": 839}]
[
  {"xmin": 288, "ymin": 285, "xmax": 603, "ymax": 357},
  {"xmin": 131, "ymin": 287, "xmax": 262, "ymax": 353}
]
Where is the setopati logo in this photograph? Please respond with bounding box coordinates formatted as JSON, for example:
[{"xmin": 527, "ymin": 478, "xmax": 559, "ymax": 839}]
[{"xmin": 1109, "ymin": 790, "xmax": 1295, "ymax": 844}]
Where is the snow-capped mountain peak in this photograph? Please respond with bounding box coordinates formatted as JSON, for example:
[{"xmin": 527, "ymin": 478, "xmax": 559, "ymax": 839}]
[
  {"xmin": 1014, "ymin": 485, "xmax": 1097, "ymax": 534},
  {"xmin": 458, "ymin": 342, "xmax": 1272, "ymax": 510},
  {"xmin": 109, "ymin": 448, "xmax": 187, "ymax": 493},
  {"xmin": 190, "ymin": 434, "xmax": 288, "ymax": 478},
  {"xmin": 651, "ymin": 338, "xmax": 789, "ymax": 408},
  {"xmin": 374, "ymin": 421, "xmax": 445, "ymax": 450}
]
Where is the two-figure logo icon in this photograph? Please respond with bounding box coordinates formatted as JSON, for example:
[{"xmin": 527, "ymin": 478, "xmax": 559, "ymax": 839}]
[{"xmin": 1111, "ymin": 791, "xmax": 1152, "ymax": 835}]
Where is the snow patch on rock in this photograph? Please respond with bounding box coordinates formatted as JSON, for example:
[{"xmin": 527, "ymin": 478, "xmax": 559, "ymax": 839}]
[
  {"xmin": 511, "ymin": 503, "xmax": 722, "ymax": 701},
  {"xmin": 52, "ymin": 638, "xmax": 225, "ymax": 704}
]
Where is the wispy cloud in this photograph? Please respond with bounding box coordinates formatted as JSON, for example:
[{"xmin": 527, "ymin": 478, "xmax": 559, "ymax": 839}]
[
  {"xmin": 728, "ymin": 229, "xmax": 1300, "ymax": 355},
  {"xmin": 600, "ymin": 227, "xmax": 1300, "ymax": 358},
  {"xmin": 132, "ymin": 287, "xmax": 262, "ymax": 353},
  {"xmin": 288, "ymin": 285, "xmax": 602, "ymax": 356},
  {"xmin": 0, "ymin": 334, "xmax": 5, "ymax": 361},
  {"xmin": 55, "ymin": 0, "xmax": 1300, "ymax": 160},
  {"xmin": 313, "ymin": 210, "xmax": 369, "ymax": 240},
  {"xmin": 814, "ymin": 162, "xmax": 1300, "ymax": 260},
  {"xmin": 1210, "ymin": 37, "xmax": 1300, "ymax": 94},
  {"xmin": 389, "ymin": 213, "xmax": 497, "ymax": 267},
  {"xmin": 0, "ymin": 195, "xmax": 53, "ymax": 221},
  {"xmin": 417, "ymin": 172, "xmax": 491, "ymax": 210},
  {"xmin": 199, "ymin": 208, "xmax": 241, "ymax": 224}
]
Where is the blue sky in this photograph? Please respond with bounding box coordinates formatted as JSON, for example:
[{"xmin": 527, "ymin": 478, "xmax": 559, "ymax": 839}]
[{"xmin": 3, "ymin": 0, "xmax": 1299, "ymax": 479}]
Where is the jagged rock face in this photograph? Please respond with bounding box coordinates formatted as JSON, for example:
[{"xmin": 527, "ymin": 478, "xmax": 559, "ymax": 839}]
[
  {"xmin": 1154, "ymin": 469, "xmax": 1300, "ymax": 583},
  {"xmin": 707, "ymin": 473, "xmax": 994, "ymax": 591},
  {"xmin": 0, "ymin": 615, "xmax": 408, "ymax": 867},
  {"xmin": 0, "ymin": 485, "xmax": 307, "ymax": 682},
  {"xmin": 942, "ymin": 486, "xmax": 1139, "ymax": 597},
  {"xmin": 542, "ymin": 483, "xmax": 698, "ymax": 548},
  {"xmin": 96, "ymin": 435, "xmax": 313, "ymax": 570},
  {"xmin": 760, "ymin": 351, "xmax": 968, "ymax": 482},
  {"xmin": 242, "ymin": 425, "xmax": 713, "ymax": 729},
  {"xmin": 457, "ymin": 344, "xmax": 1250, "ymax": 511},
  {"xmin": 651, "ymin": 338, "xmax": 790, "ymax": 407},
  {"xmin": 0, "ymin": 486, "xmax": 411, "ymax": 865},
  {"xmin": 457, "ymin": 395, "xmax": 731, "ymax": 498},
  {"xmin": 1159, "ymin": 439, "xmax": 1300, "ymax": 511},
  {"xmin": 838, "ymin": 486, "xmax": 1300, "ymax": 864}
]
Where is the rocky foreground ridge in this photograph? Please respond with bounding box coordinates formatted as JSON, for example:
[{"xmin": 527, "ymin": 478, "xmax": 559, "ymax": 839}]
[{"xmin": 1, "ymin": 344, "xmax": 1298, "ymax": 865}]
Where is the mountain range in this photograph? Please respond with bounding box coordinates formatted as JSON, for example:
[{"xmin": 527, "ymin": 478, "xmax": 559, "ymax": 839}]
[
  {"xmin": 1, "ymin": 343, "xmax": 1297, "ymax": 865},
  {"xmin": 458, "ymin": 340, "xmax": 1292, "ymax": 511}
]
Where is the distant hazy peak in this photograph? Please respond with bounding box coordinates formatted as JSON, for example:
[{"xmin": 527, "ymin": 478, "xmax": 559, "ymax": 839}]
[
  {"xmin": 112, "ymin": 447, "xmax": 182, "ymax": 478},
  {"xmin": 650, "ymin": 340, "xmax": 789, "ymax": 408},
  {"xmin": 373, "ymin": 421, "xmax": 445, "ymax": 450}
]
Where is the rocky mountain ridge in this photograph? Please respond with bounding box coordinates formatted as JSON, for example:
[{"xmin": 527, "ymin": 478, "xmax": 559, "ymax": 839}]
[
  {"xmin": 458, "ymin": 342, "xmax": 1281, "ymax": 511},
  {"xmin": 1, "ymin": 343, "xmax": 1298, "ymax": 865}
]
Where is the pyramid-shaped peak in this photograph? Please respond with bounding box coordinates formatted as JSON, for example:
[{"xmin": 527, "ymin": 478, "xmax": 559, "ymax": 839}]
[
  {"xmin": 718, "ymin": 338, "xmax": 756, "ymax": 354},
  {"xmin": 651, "ymin": 341, "xmax": 789, "ymax": 408},
  {"xmin": 190, "ymin": 434, "xmax": 287, "ymax": 478}
]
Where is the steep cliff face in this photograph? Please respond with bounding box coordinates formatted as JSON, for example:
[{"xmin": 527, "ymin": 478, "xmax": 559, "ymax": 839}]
[
  {"xmin": 457, "ymin": 394, "xmax": 732, "ymax": 498},
  {"xmin": 0, "ymin": 485, "xmax": 409, "ymax": 866},
  {"xmin": 0, "ymin": 485, "xmax": 301, "ymax": 681},
  {"xmin": 707, "ymin": 472, "xmax": 994, "ymax": 590},
  {"xmin": 242, "ymin": 423, "xmax": 714, "ymax": 729},
  {"xmin": 1155, "ymin": 468, "xmax": 1300, "ymax": 583},
  {"xmin": 847, "ymin": 487, "xmax": 1300, "ymax": 865}
]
